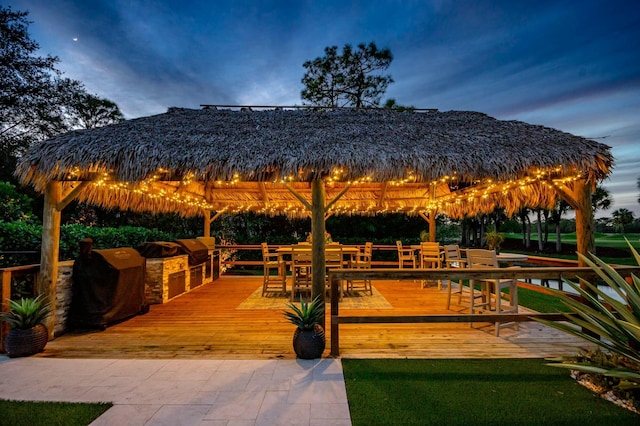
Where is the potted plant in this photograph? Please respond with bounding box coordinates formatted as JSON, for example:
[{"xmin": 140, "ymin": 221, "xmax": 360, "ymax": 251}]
[
  {"xmin": 485, "ymin": 231, "xmax": 505, "ymax": 253},
  {"xmin": 283, "ymin": 295, "xmax": 326, "ymax": 359},
  {"xmin": 1, "ymin": 294, "xmax": 50, "ymax": 357}
]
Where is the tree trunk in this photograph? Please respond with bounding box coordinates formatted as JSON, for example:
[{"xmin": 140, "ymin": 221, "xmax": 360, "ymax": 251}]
[
  {"xmin": 536, "ymin": 210, "xmax": 544, "ymax": 252},
  {"xmin": 543, "ymin": 210, "xmax": 550, "ymax": 244}
]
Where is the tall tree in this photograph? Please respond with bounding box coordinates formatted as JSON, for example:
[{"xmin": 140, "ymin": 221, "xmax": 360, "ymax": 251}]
[
  {"xmin": 549, "ymin": 199, "xmax": 570, "ymax": 252},
  {"xmin": 301, "ymin": 42, "xmax": 393, "ymax": 107},
  {"xmin": 66, "ymin": 93, "xmax": 124, "ymax": 129},
  {"xmin": 548, "ymin": 185, "xmax": 612, "ymax": 252},
  {"xmin": 0, "ymin": 7, "xmax": 86, "ymax": 181},
  {"xmin": 611, "ymin": 208, "xmax": 634, "ymax": 233},
  {"xmin": 591, "ymin": 186, "xmax": 612, "ymax": 213},
  {"xmin": 383, "ymin": 98, "xmax": 414, "ymax": 112},
  {"xmin": 0, "ymin": 7, "xmax": 125, "ymax": 184}
]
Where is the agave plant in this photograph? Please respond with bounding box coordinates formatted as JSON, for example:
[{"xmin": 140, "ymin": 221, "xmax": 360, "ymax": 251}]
[
  {"xmin": 1, "ymin": 294, "xmax": 51, "ymax": 330},
  {"xmin": 536, "ymin": 240, "xmax": 640, "ymax": 387},
  {"xmin": 283, "ymin": 295, "xmax": 324, "ymax": 330}
]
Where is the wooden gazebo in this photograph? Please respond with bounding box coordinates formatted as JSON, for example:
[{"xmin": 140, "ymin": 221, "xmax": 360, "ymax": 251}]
[{"xmin": 16, "ymin": 106, "xmax": 613, "ymax": 334}]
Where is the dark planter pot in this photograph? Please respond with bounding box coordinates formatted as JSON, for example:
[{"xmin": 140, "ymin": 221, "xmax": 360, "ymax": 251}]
[
  {"xmin": 5, "ymin": 324, "xmax": 48, "ymax": 358},
  {"xmin": 292, "ymin": 324, "xmax": 326, "ymax": 359}
]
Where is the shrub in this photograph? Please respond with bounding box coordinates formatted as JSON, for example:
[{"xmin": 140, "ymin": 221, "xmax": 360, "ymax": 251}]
[{"xmin": 537, "ymin": 239, "xmax": 640, "ymax": 395}]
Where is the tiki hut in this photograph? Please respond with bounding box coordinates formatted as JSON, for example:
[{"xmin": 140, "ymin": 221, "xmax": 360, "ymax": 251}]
[{"xmin": 16, "ymin": 106, "xmax": 613, "ymax": 332}]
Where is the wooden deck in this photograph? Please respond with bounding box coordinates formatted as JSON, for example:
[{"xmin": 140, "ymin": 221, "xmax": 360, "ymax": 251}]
[{"xmin": 38, "ymin": 275, "xmax": 593, "ymax": 360}]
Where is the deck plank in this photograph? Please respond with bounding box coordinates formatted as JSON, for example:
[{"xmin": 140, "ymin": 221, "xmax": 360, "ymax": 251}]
[{"xmin": 39, "ymin": 275, "xmax": 593, "ymax": 359}]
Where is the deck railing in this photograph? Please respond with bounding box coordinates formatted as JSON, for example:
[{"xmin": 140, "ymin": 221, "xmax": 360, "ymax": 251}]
[
  {"xmin": 217, "ymin": 244, "xmax": 405, "ymax": 268},
  {"xmin": 327, "ymin": 266, "xmax": 640, "ymax": 356},
  {"xmin": 1, "ymin": 247, "xmax": 636, "ymax": 354}
]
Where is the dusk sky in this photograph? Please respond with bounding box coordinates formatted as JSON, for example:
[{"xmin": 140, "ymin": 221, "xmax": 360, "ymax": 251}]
[{"xmin": 8, "ymin": 0, "xmax": 640, "ymax": 217}]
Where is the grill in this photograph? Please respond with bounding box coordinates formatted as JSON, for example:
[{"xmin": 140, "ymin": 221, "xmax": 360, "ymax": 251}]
[
  {"xmin": 174, "ymin": 239, "xmax": 209, "ymax": 266},
  {"xmin": 71, "ymin": 246, "xmax": 147, "ymax": 329},
  {"xmin": 135, "ymin": 241, "xmax": 182, "ymax": 258}
]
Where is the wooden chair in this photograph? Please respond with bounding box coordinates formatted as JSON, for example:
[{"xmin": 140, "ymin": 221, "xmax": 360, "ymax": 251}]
[
  {"xmin": 325, "ymin": 244, "xmax": 344, "ymax": 299},
  {"xmin": 290, "ymin": 245, "xmax": 313, "ymax": 301},
  {"xmin": 261, "ymin": 243, "xmax": 286, "ymax": 296},
  {"xmin": 347, "ymin": 242, "xmax": 373, "ymax": 295},
  {"xmin": 466, "ymin": 248, "xmax": 519, "ymax": 336},
  {"xmin": 417, "ymin": 241, "xmax": 442, "ymax": 289},
  {"xmin": 396, "ymin": 241, "xmax": 415, "ymax": 269},
  {"xmin": 443, "ymin": 244, "xmax": 467, "ymax": 309}
]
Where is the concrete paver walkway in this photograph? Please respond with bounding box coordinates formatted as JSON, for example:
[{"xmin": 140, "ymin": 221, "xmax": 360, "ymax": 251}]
[{"xmin": 0, "ymin": 357, "xmax": 351, "ymax": 425}]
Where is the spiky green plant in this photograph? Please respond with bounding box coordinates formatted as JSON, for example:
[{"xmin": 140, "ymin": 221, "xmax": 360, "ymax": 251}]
[
  {"xmin": 536, "ymin": 239, "xmax": 640, "ymax": 388},
  {"xmin": 1, "ymin": 294, "xmax": 51, "ymax": 330},
  {"xmin": 283, "ymin": 295, "xmax": 324, "ymax": 330}
]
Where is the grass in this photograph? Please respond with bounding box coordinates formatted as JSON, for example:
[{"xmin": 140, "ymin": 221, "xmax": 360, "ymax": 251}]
[
  {"xmin": 0, "ymin": 400, "xmax": 111, "ymax": 426},
  {"xmin": 504, "ymin": 232, "xmax": 640, "ymax": 251},
  {"xmin": 342, "ymin": 358, "xmax": 639, "ymax": 426},
  {"xmin": 516, "ymin": 287, "xmax": 570, "ymax": 313}
]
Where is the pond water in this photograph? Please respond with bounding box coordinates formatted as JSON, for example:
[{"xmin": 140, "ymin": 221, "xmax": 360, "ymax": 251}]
[{"xmin": 526, "ymin": 278, "xmax": 625, "ymax": 303}]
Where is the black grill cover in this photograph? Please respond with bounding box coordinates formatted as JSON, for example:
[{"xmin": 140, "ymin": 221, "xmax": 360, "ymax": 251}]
[
  {"xmin": 174, "ymin": 239, "xmax": 209, "ymax": 266},
  {"xmin": 71, "ymin": 248, "xmax": 146, "ymax": 328},
  {"xmin": 135, "ymin": 241, "xmax": 182, "ymax": 258}
]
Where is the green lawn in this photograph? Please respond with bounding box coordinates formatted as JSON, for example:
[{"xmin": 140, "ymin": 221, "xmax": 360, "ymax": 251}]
[
  {"xmin": 515, "ymin": 286, "xmax": 570, "ymax": 313},
  {"xmin": 0, "ymin": 400, "xmax": 111, "ymax": 426},
  {"xmin": 343, "ymin": 358, "xmax": 639, "ymax": 426},
  {"xmin": 505, "ymin": 232, "xmax": 640, "ymax": 250}
]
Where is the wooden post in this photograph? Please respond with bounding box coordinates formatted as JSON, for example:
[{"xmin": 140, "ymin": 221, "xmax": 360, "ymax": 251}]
[
  {"xmin": 572, "ymin": 178, "xmax": 599, "ymax": 338},
  {"xmin": 1, "ymin": 269, "xmax": 11, "ymax": 352},
  {"xmin": 573, "ymin": 179, "xmax": 595, "ymax": 267},
  {"xmin": 429, "ymin": 211, "xmax": 437, "ymax": 242},
  {"xmin": 418, "ymin": 211, "xmax": 438, "ymax": 242},
  {"xmin": 203, "ymin": 211, "xmax": 211, "ymax": 238},
  {"xmin": 311, "ymin": 179, "xmax": 326, "ymax": 328},
  {"xmin": 39, "ymin": 181, "xmax": 62, "ymax": 338}
]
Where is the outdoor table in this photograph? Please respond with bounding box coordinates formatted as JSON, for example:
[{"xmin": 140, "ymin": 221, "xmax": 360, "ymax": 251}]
[
  {"xmin": 276, "ymin": 245, "xmax": 360, "ymax": 258},
  {"xmin": 277, "ymin": 245, "xmax": 361, "ymax": 299},
  {"xmin": 496, "ymin": 252, "xmax": 528, "ymax": 266}
]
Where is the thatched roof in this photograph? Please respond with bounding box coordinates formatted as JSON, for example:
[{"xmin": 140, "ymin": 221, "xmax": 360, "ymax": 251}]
[{"xmin": 16, "ymin": 107, "xmax": 613, "ymax": 219}]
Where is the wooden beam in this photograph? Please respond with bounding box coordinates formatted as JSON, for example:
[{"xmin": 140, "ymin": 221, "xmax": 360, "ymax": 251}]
[
  {"xmin": 210, "ymin": 211, "xmax": 225, "ymax": 222},
  {"xmin": 258, "ymin": 182, "xmax": 269, "ymax": 206},
  {"xmin": 324, "ymin": 182, "xmax": 353, "ymax": 213},
  {"xmin": 56, "ymin": 181, "xmax": 89, "ymax": 210},
  {"xmin": 552, "ymin": 182, "xmax": 579, "ymax": 210},
  {"xmin": 377, "ymin": 182, "xmax": 388, "ymax": 208},
  {"xmin": 285, "ymin": 183, "xmax": 312, "ymax": 211},
  {"xmin": 40, "ymin": 181, "xmax": 62, "ymax": 339},
  {"xmin": 417, "ymin": 211, "xmax": 437, "ymax": 242}
]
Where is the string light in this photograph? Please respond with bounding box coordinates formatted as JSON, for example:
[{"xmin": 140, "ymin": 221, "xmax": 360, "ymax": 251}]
[{"xmin": 60, "ymin": 164, "xmax": 585, "ymax": 216}]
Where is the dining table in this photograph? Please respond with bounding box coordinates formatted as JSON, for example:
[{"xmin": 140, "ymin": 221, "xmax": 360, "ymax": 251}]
[
  {"xmin": 276, "ymin": 245, "xmax": 361, "ymax": 258},
  {"xmin": 496, "ymin": 252, "xmax": 528, "ymax": 266},
  {"xmin": 276, "ymin": 244, "xmax": 363, "ymax": 300}
]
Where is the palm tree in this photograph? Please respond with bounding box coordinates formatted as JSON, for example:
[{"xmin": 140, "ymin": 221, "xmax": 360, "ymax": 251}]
[
  {"xmin": 547, "ymin": 186, "xmax": 611, "ymax": 253},
  {"xmin": 549, "ymin": 199, "xmax": 570, "ymax": 252},
  {"xmin": 591, "ymin": 186, "xmax": 612, "ymax": 212},
  {"xmin": 611, "ymin": 208, "xmax": 634, "ymax": 233}
]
